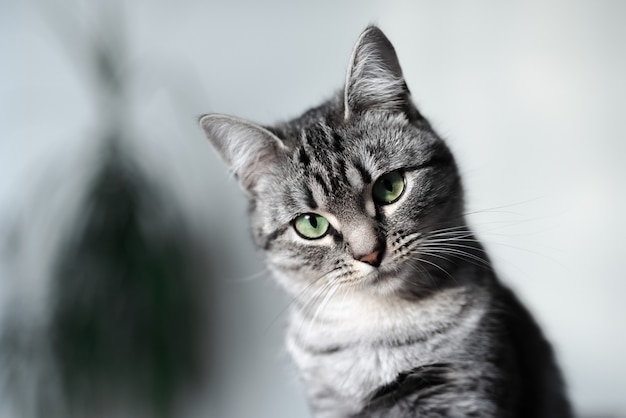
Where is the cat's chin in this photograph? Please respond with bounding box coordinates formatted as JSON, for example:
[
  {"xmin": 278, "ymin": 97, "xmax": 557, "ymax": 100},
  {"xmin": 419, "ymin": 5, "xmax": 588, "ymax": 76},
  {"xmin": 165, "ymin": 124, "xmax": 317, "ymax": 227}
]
[
  {"xmin": 358, "ymin": 264, "xmax": 417, "ymax": 297},
  {"xmin": 357, "ymin": 260, "xmax": 444, "ymax": 299}
]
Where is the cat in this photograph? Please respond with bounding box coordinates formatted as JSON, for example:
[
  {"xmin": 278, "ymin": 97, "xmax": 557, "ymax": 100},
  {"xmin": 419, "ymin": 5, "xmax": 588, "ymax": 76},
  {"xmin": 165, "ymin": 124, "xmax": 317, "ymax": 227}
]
[{"xmin": 200, "ymin": 25, "xmax": 572, "ymax": 418}]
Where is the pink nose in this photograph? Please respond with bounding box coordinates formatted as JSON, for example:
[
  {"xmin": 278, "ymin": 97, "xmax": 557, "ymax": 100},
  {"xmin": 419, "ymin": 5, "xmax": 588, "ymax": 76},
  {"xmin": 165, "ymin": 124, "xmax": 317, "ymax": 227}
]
[{"xmin": 358, "ymin": 249, "xmax": 383, "ymax": 267}]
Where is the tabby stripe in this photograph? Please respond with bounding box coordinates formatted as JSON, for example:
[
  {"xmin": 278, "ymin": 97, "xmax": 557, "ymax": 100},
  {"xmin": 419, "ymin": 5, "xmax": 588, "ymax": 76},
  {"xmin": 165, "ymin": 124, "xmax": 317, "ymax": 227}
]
[
  {"xmin": 372, "ymin": 323, "xmax": 454, "ymax": 349},
  {"xmin": 302, "ymin": 126, "xmax": 325, "ymax": 154},
  {"xmin": 327, "ymin": 170, "xmax": 342, "ymax": 191},
  {"xmin": 262, "ymin": 225, "xmax": 289, "ymax": 250},
  {"xmin": 298, "ymin": 146, "xmax": 311, "ymax": 166},
  {"xmin": 332, "ymin": 231, "xmax": 343, "ymax": 244},
  {"xmin": 407, "ymin": 153, "xmax": 453, "ymax": 172},
  {"xmin": 398, "ymin": 234, "xmax": 422, "ymax": 252},
  {"xmin": 335, "ymin": 158, "xmax": 347, "ymax": 183},
  {"xmin": 352, "ymin": 159, "xmax": 372, "ymax": 184},
  {"xmin": 368, "ymin": 363, "xmax": 451, "ymax": 403},
  {"xmin": 331, "ymin": 131, "xmax": 345, "ymax": 153},
  {"xmin": 313, "ymin": 172, "xmax": 330, "ymax": 195},
  {"xmin": 304, "ymin": 185, "xmax": 318, "ymax": 209}
]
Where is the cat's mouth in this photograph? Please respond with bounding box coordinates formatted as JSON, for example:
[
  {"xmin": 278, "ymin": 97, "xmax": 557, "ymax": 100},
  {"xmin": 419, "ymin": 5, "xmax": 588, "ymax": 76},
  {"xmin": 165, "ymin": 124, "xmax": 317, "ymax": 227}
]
[
  {"xmin": 357, "ymin": 253, "xmax": 438, "ymax": 294},
  {"xmin": 359, "ymin": 262, "xmax": 409, "ymax": 286},
  {"xmin": 352, "ymin": 267, "xmax": 413, "ymax": 297}
]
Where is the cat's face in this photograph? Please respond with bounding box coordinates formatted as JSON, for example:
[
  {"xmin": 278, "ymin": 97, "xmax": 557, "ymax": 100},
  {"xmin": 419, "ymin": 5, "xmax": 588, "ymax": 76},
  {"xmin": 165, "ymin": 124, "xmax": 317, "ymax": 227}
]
[
  {"xmin": 250, "ymin": 111, "xmax": 463, "ymax": 298},
  {"xmin": 201, "ymin": 27, "xmax": 466, "ymax": 299}
]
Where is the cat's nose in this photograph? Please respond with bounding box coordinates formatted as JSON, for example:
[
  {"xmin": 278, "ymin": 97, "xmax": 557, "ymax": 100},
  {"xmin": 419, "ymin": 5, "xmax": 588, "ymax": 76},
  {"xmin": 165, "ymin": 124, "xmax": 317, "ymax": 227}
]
[
  {"xmin": 356, "ymin": 245, "xmax": 385, "ymax": 267},
  {"xmin": 342, "ymin": 216, "xmax": 385, "ymax": 267}
]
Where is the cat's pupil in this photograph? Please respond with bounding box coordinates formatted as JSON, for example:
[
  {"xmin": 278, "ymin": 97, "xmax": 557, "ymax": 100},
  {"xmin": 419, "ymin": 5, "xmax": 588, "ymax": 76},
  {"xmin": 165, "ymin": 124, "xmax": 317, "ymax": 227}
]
[
  {"xmin": 384, "ymin": 179, "xmax": 393, "ymax": 192},
  {"xmin": 309, "ymin": 215, "xmax": 318, "ymax": 228}
]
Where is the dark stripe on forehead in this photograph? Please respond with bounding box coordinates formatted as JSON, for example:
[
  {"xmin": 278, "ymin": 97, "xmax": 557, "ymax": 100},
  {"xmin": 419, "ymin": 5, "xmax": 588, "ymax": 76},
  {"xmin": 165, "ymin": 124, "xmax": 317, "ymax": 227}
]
[
  {"xmin": 327, "ymin": 169, "xmax": 342, "ymax": 191},
  {"xmin": 298, "ymin": 146, "xmax": 310, "ymax": 166},
  {"xmin": 332, "ymin": 131, "xmax": 344, "ymax": 153},
  {"xmin": 352, "ymin": 159, "xmax": 372, "ymax": 184},
  {"xmin": 304, "ymin": 185, "xmax": 318, "ymax": 209},
  {"xmin": 301, "ymin": 128, "xmax": 316, "ymax": 153},
  {"xmin": 365, "ymin": 143, "xmax": 381, "ymax": 155},
  {"xmin": 335, "ymin": 158, "xmax": 347, "ymax": 183},
  {"xmin": 301, "ymin": 128, "xmax": 326, "ymax": 170},
  {"xmin": 313, "ymin": 172, "xmax": 330, "ymax": 195},
  {"xmin": 302, "ymin": 124, "xmax": 327, "ymax": 150}
]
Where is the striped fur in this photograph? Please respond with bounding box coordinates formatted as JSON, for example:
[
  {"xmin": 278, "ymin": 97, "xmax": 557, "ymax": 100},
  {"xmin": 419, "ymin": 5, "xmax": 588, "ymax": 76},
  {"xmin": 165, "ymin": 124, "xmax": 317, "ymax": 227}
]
[{"xmin": 201, "ymin": 26, "xmax": 572, "ymax": 418}]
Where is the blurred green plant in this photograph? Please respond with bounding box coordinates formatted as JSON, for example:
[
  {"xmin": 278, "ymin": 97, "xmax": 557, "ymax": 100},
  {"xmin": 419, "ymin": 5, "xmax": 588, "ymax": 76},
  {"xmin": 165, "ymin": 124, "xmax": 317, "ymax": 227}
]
[
  {"xmin": 50, "ymin": 142, "xmax": 206, "ymax": 417},
  {"xmin": 34, "ymin": 3, "xmax": 212, "ymax": 417}
]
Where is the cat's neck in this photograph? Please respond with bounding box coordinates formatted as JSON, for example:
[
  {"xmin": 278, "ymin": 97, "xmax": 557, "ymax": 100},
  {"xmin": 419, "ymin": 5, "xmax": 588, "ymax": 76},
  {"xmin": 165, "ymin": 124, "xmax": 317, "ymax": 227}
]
[
  {"xmin": 287, "ymin": 269, "xmax": 491, "ymax": 352},
  {"xmin": 285, "ymin": 276, "xmax": 492, "ymax": 415}
]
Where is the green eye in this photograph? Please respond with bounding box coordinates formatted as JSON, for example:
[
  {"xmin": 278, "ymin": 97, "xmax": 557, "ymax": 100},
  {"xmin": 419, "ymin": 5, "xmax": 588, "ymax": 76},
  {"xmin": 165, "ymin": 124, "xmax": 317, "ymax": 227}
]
[
  {"xmin": 293, "ymin": 213, "xmax": 330, "ymax": 240},
  {"xmin": 372, "ymin": 170, "xmax": 405, "ymax": 204}
]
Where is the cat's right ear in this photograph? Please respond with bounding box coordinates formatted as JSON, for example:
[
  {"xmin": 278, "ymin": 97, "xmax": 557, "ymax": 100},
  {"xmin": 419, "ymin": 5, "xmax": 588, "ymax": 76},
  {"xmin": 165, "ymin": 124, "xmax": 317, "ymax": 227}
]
[
  {"xmin": 344, "ymin": 26, "xmax": 417, "ymax": 121},
  {"xmin": 199, "ymin": 114, "xmax": 286, "ymax": 192}
]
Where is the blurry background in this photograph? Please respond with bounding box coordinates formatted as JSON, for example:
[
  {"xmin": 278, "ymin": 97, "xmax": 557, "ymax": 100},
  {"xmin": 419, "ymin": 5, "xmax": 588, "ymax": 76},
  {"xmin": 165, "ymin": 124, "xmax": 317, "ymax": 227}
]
[{"xmin": 2, "ymin": 0, "xmax": 625, "ymax": 417}]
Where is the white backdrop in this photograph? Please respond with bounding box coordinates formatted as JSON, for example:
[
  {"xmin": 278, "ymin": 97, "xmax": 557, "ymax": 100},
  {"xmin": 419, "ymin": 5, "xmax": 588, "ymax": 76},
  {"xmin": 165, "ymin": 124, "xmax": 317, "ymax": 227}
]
[{"xmin": 3, "ymin": 1, "xmax": 626, "ymax": 417}]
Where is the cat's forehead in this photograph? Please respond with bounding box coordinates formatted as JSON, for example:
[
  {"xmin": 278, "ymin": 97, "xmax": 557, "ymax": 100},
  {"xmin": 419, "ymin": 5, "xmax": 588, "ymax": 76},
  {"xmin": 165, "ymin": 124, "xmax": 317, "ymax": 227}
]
[
  {"xmin": 264, "ymin": 112, "xmax": 438, "ymax": 218},
  {"xmin": 293, "ymin": 113, "xmax": 436, "ymax": 174}
]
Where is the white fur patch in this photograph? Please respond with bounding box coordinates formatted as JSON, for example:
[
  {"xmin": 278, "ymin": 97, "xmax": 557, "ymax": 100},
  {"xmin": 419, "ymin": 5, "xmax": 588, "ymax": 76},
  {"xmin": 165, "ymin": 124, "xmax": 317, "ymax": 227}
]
[{"xmin": 287, "ymin": 285, "xmax": 490, "ymax": 412}]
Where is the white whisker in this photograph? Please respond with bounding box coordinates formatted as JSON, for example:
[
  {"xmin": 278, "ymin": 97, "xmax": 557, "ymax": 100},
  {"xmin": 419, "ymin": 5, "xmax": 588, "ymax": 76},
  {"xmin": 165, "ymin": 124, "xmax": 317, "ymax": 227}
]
[
  {"xmin": 230, "ymin": 267, "xmax": 272, "ymax": 283},
  {"xmin": 264, "ymin": 264, "xmax": 345, "ymax": 334},
  {"xmin": 304, "ymin": 281, "xmax": 342, "ymax": 340}
]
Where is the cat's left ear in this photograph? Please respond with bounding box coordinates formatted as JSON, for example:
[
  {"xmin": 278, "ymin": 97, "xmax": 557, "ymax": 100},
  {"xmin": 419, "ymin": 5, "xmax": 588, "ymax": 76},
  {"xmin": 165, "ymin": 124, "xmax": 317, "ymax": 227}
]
[
  {"xmin": 200, "ymin": 114, "xmax": 286, "ymax": 192},
  {"xmin": 344, "ymin": 26, "xmax": 416, "ymax": 120}
]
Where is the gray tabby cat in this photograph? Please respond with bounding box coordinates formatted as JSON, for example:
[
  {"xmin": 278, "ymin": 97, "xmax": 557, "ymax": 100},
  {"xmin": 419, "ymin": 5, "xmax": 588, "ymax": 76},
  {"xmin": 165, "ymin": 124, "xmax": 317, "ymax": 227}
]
[{"xmin": 200, "ymin": 26, "xmax": 572, "ymax": 418}]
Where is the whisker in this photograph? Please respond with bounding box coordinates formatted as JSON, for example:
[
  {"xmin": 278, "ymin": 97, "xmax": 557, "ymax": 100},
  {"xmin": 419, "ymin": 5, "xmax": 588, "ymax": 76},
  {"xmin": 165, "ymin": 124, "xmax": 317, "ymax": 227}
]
[
  {"xmin": 419, "ymin": 247, "xmax": 490, "ymax": 269},
  {"xmin": 303, "ymin": 281, "xmax": 342, "ymax": 340},
  {"xmin": 404, "ymin": 258, "xmax": 439, "ymax": 289},
  {"xmin": 292, "ymin": 279, "xmax": 337, "ymax": 338},
  {"xmin": 419, "ymin": 244, "xmax": 491, "ymax": 266},
  {"xmin": 463, "ymin": 196, "xmax": 548, "ymax": 216},
  {"xmin": 425, "ymin": 233, "xmax": 476, "ymax": 243},
  {"xmin": 263, "ymin": 264, "xmax": 346, "ymax": 334},
  {"xmin": 424, "ymin": 224, "xmax": 470, "ymax": 234},
  {"xmin": 429, "ymin": 230, "xmax": 563, "ymax": 266},
  {"xmin": 421, "ymin": 241, "xmax": 487, "ymax": 255},
  {"xmin": 230, "ymin": 267, "xmax": 272, "ymax": 283},
  {"xmin": 412, "ymin": 256, "xmax": 455, "ymax": 282}
]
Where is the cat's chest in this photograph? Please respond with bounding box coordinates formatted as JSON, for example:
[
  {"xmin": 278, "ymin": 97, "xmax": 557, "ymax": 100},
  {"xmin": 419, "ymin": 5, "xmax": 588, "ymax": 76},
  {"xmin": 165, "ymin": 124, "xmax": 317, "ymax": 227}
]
[
  {"xmin": 287, "ymin": 330, "xmax": 446, "ymax": 407},
  {"xmin": 286, "ymin": 287, "xmax": 489, "ymax": 412}
]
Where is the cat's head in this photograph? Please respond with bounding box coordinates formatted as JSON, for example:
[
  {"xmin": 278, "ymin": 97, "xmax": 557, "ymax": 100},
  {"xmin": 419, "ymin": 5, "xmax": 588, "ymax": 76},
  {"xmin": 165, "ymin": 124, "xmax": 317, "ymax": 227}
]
[{"xmin": 201, "ymin": 26, "xmax": 467, "ymax": 299}]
